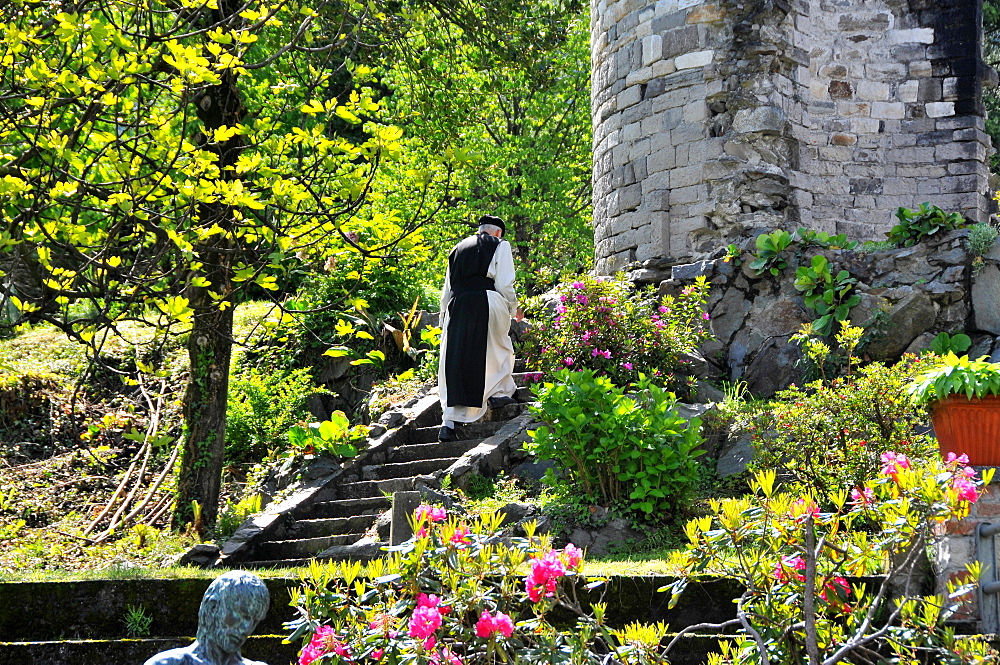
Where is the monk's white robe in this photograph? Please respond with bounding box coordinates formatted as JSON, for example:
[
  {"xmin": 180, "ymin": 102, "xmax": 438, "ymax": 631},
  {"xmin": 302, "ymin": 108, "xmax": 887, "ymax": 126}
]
[{"xmin": 437, "ymin": 239, "xmax": 518, "ymax": 424}]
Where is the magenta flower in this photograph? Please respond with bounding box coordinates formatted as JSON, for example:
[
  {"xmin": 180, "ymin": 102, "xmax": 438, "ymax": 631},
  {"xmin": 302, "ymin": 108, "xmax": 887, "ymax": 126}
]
[
  {"xmin": 300, "ymin": 625, "xmax": 350, "ymax": 665},
  {"xmin": 702, "ymin": 312, "xmax": 711, "ymax": 320},
  {"xmin": 658, "ymin": 306, "xmax": 669, "ymax": 314},
  {"xmin": 556, "ymin": 305, "xmax": 567, "ymax": 314},
  {"xmin": 560, "ymin": 294, "xmax": 568, "ymax": 303},
  {"xmin": 849, "ymin": 487, "xmax": 874, "ymax": 507},
  {"xmin": 946, "ymin": 452, "xmax": 970, "ymax": 466},
  {"xmin": 880, "ymin": 452, "xmax": 911, "ymax": 481},
  {"xmin": 449, "ymin": 525, "xmax": 471, "ymax": 546},
  {"xmin": 773, "ymin": 555, "xmax": 806, "ymax": 583},
  {"xmin": 415, "ymin": 504, "xmax": 447, "ymax": 523},
  {"xmin": 526, "ymin": 550, "xmax": 566, "ymax": 602},
  {"xmin": 562, "ymin": 543, "xmax": 584, "ymax": 569},
  {"xmin": 563, "ymin": 357, "xmax": 574, "ymax": 366},
  {"xmin": 475, "ymin": 610, "xmax": 515, "ymax": 638},
  {"xmin": 578, "ymin": 295, "xmax": 589, "ymax": 305},
  {"xmin": 409, "ymin": 605, "xmax": 442, "ymax": 640},
  {"xmin": 954, "ymin": 477, "xmax": 979, "ymax": 502},
  {"xmin": 621, "ymin": 362, "xmax": 633, "ymax": 370},
  {"xmin": 572, "ymin": 281, "xmax": 585, "ymax": 289}
]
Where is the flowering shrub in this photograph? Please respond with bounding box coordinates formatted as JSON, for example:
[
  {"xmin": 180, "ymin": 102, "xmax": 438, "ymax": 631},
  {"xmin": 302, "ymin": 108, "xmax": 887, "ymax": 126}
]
[
  {"xmin": 528, "ymin": 368, "xmax": 705, "ymax": 515},
  {"xmin": 751, "ymin": 324, "xmax": 937, "ymax": 498},
  {"xmin": 667, "ymin": 456, "xmax": 997, "ymax": 664},
  {"xmin": 522, "ymin": 274, "xmax": 711, "ymax": 391},
  {"xmin": 289, "ymin": 509, "xmax": 673, "ymax": 664}
]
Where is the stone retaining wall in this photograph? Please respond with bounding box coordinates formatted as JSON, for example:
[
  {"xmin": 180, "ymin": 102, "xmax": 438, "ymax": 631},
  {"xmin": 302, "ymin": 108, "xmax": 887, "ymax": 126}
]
[
  {"xmin": 638, "ymin": 229, "xmax": 1000, "ymax": 395},
  {"xmin": 592, "ymin": 0, "xmax": 994, "ymax": 273}
]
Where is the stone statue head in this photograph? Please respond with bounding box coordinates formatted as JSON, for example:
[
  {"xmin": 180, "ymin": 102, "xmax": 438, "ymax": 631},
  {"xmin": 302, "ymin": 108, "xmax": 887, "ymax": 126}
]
[{"xmin": 196, "ymin": 571, "xmax": 270, "ymax": 655}]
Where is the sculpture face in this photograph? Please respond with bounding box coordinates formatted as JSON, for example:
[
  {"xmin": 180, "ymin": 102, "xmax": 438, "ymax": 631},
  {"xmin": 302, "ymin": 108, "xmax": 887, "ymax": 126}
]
[
  {"xmin": 197, "ymin": 571, "xmax": 271, "ymax": 657},
  {"xmin": 204, "ymin": 596, "xmax": 262, "ymax": 654}
]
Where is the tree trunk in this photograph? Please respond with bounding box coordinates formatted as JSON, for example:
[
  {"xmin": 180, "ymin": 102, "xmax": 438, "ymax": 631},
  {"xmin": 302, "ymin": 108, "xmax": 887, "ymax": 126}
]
[
  {"xmin": 172, "ymin": 28, "xmax": 246, "ymax": 526},
  {"xmin": 175, "ymin": 289, "xmax": 235, "ymax": 528}
]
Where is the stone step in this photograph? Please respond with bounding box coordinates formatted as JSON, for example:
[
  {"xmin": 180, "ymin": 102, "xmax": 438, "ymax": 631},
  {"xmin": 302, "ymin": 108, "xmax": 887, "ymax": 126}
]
[
  {"xmin": 239, "ymin": 557, "xmax": 314, "ymax": 569},
  {"xmin": 514, "ymin": 358, "xmax": 526, "ymax": 372},
  {"xmin": 487, "ymin": 400, "xmax": 532, "ymax": 421},
  {"xmin": 336, "ymin": 475, "xmax": 435, "ymax": 499},
  {"xmin": 285, "ymin": 515, "xmax": 377, "ymax": 540},
  {"xmin": 307, "ymin": 496, "xmax": 391, "ymax": 519},
  {"xmin": 410, "ymin": 420, "xmax": 504, "ymax": 444},
  {"xmin": 364, "ymin": 457, "xmax": 461, "ymax": 481},
  {"xmin": 389, "ymin": 439, "xmax": 481, "ymax": 463},
  {"xmin": 254, "ymin": 533, "xmax": 365, "ymax": 560}
]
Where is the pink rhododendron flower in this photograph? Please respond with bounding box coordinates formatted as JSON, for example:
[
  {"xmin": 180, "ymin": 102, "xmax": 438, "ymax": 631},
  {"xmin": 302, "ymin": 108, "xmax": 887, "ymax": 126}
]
[
  {"xmin": 849, "ymin": 487, "xmax": 875, "ymax": 507},
  {"xmin": 372, "ymin": 649, "xmax": 384, "ymax": 661},
  {"xmin": 954, "ymin": 477, "xmax": 979, "ymax": 503},
  {"xmin": 658, "ymin": 305, "xmax": 669, "ymax": 314},
  {"xmin": 564, "ymin": 357, "xmax": 574, "ymax": 366},
  {"xmin": 562, "ymin": 543, "xmax": 584, "ymax": 569},
  {"xmin": 415, "ymin": 504, "xmax": 447, "ymax": 523},
  {"xmin": 526, "ymin": 550, "xmax": 566, "ymax": 602},
  {"xmin": 621, "ymin": 362, "xmax": 633, "ymax": 370},
  {"xmin": 773, "ymin": 555, "xmax": 806, "ymax": 583},
  {"xmin": 572, "ymin": 281, "xmax": 585, "ymax": 289},
  {"xmin": 880, "ymin": 452, "xmax": 911, "ymax": 480},
  {"xmin": 560, "ymin": 295, "xmax": 568, "ymax": 303},
  {"xmin": 475, "ymin": 610, "xmax": 515, "ymax": 638},
  {"xmin": 702, "ymin": 312, "xmax": 711, "ymax": 320},
  {"xmin": 408, "ymin": 605, "xmax": 442, "ymax": 640},
  {"xmin": 820, "ymin": 576, "xmax": 851, "ymax": 611},
  {"xmin": 430, "ymin": 647, "xmax": 462, "ymax": 665},
  {"xmin": 578, "ymin": 295, "xmax": 589, "ymax": 305},
  {"xmin": 450, "ymin": 526, "xmax": 471, "ymax": 545},
  {"xmin": 556, "ymin": 305, "xmax": 567, "ymax": 314},
  {"xmin": 300, "ymin": 625, "xmax": 350, "ymax": 665},
  {"xmin": 946, "ymin": 452, "xmax": 970, "ymax": 466},
  {"xmin": 791, "ymin": 497, "xmax": 819, "ymax": 520}
]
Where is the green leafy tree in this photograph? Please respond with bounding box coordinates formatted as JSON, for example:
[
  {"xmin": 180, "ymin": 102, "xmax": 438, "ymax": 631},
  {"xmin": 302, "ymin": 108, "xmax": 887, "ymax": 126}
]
[
  {"xmin": 368, "ymin": 0, "xmax": 593, "ymax": 294},
  {"xmin": 0, "ymin": 0, "xmax": 460, "ymax": 526}
]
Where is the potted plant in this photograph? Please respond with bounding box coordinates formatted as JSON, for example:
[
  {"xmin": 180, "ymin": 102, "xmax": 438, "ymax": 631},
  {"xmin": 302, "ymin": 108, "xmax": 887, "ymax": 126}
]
[{"xmin": 907, "ymin": 352, "xmax": 1000, "ymax": 466}]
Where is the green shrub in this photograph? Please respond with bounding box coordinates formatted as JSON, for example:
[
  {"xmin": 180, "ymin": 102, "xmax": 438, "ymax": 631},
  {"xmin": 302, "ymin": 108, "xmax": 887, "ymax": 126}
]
[
  {"xmin": 887, "ymin": 202, "xmax": 966, "ymax": 247},
  {"xmin": 750, "ymin": 356, "xmax": 937, "ymax": 499},
  {"xmin": 522, "ymin": 274, "xmax": 711, "ymax": 392},
  {"xmin": 225, "ymin": 367, "xmax": 324, "ymax": 462},
  {"xmin": 527, "ymin": 368, "xmax": 705, "ymax": 516}
]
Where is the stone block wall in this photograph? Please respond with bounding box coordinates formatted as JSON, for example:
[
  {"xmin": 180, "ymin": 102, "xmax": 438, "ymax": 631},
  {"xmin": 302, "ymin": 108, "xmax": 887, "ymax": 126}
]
[
  {"xmin": 592, "ymin": 0, "xmax": 995, "ymax": 274},
  {"xmin": 646, "ymin": 229, "xmax": 1000, "ymax": 396}
]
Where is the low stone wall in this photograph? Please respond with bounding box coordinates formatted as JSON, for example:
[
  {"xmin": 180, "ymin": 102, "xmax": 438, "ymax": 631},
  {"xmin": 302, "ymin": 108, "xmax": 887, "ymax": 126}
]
[{"xmin": 631, "ymin": 228, "xmax": 1000, "ymax": 395}]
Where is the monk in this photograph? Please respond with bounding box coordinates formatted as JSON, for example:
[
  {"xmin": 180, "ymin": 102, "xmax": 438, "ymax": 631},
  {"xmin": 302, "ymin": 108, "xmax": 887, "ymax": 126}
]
[{"xmin": 437, "ymin": 215, "xmax": 522, "ymax": 442}]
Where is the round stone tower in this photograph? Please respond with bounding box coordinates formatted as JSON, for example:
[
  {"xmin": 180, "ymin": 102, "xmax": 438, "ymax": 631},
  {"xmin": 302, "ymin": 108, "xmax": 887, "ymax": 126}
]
[{"xmin": 591, "ymin": 0, "xmax": 994, "ymax": 274}]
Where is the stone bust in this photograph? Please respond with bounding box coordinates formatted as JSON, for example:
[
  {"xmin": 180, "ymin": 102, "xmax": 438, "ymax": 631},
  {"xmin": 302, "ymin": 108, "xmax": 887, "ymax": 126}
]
[{"xmin": 144, "ymin": 571, "xmax": 271, "ymax": 665}]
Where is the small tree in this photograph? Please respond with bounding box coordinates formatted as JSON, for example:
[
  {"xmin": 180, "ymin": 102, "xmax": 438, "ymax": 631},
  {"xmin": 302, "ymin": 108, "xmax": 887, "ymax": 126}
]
[{"xmin": 0, "ymin": 0, "xmax": 458, "ymax": 526}]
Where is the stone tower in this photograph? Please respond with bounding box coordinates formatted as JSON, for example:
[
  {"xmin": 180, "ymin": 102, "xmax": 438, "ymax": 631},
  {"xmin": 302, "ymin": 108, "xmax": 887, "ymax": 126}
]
[{"xmin": 591, "ymin": 0, "xmax": 995, "ymax": 274}]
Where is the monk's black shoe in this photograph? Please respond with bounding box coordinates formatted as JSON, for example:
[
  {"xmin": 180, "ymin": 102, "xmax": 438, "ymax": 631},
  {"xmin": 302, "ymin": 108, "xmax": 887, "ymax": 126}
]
[
  {"xmin": 488, "ymin": 395, "xmax": 518, "ymax": 408},
  {"xmin": 438, "ymin": 425, "xmax": 457, "ymax": 442}
]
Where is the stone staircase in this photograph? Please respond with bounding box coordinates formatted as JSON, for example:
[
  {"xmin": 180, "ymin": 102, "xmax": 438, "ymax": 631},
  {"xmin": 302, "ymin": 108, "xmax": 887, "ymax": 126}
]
[{"xmin": 216, "ymin": 369, "xmax": 536, "ymax": 569}]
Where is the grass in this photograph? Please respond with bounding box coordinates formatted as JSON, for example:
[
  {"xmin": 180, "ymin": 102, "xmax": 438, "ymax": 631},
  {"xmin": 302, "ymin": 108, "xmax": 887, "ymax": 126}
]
[{"xmin": 0, "ymin": 564, "xmax": 300, "ymax": 584}]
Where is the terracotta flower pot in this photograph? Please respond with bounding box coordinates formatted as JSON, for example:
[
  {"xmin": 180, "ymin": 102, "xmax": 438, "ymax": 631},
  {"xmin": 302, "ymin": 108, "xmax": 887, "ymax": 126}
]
[{"xmin": 930, "ymin": 394, "xmax": 1000, "ymax": 466}]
